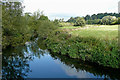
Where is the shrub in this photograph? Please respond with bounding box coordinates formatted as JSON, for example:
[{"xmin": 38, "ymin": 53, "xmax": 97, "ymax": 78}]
[{"xmin": 74, "ymin": 17, "xmax": 86, "ymax": 27}]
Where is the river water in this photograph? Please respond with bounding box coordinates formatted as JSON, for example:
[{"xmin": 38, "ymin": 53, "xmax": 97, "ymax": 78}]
[{"xmin": 2, "ymin": 40, "xmax": 120, "ymax": 79}]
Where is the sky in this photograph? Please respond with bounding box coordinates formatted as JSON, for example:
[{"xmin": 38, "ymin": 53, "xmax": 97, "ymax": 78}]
[{"xmin": 23, "ymin": 0, "xmax": 119, "ymax": 21}]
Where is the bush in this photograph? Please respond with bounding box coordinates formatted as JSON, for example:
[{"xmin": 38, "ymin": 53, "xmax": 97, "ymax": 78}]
[{"xmin": 74, "ymin": 17, "xmax": 86, "ymax": 27}]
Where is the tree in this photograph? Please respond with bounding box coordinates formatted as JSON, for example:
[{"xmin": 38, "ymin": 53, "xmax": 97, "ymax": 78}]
[
  {"xmin": 84, "ymin": 13, "xmax": 120, "ymax": 21},
  {"xmin": 67, "ymin": 17, "xmax": 76, "ymax": 23},
  {"xmin": 91, "ymin": 14, "xmax": 97, "ymax": 20},
  {"xmin": 2, "ymin": 2, "xmax": 33, "ymax": 48},
  {"xmin": 102, "ymin": 16, "xmax": 117, "ymax": 25},
  {"xmin": 2, "ymin": 2, "xmax": 28, "ymax": 48},
  {"xmin": 84, "ymin": 15, "xmax": 91, "ymax": 20},
  {"xmin": 74, "ymin": 17, "xmax": 86, "ymax": 27},
  {"xmin": 39, "ymin": 15, "xmax": 49, "ymax": 21},
  {"xmin": 59, "ymin": 18, "xmax": 64, "ymax": 22},
  {"xmin": 117, "ymin": 17, "xmax": 120, "ymax": 24}
]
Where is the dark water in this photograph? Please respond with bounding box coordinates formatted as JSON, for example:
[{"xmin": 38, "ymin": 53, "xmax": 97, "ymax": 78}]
[{"xmin": 2, "ymin": 40, "xmax": 120, "ymax": 79}]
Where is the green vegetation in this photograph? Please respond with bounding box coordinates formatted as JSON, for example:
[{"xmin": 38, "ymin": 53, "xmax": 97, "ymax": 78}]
[
  {"xmin": 2, "ymin": 2, "xmax": 57, "ymax": 49},
  {"xmin": 43, "ymin": 24, "xmax": 119, "ymax": 68},
  {"xmin": 84, "ymin": 13, "xmax": 119, "ymax": 20},
  {"xmin": 67, "ymin": 17, "xmax": 86, "ymax": 27},
  {"xmin": 102, "ymin": 16, "xmax": 117, "ymax": 25},
  {"xmin": 70, "ymin": 25, "xmax": 118, "ymax": 39},
  {"xmin": 59, "ymin": 25, "xmax": 118, "ymax": 39},
  {"xmin": 2, "ymin": 2, "xmax": 119, "ymax": 68},
  {"xmin": 50, "ymin": 53, "xmax": 120, "ymax": 80},
  {"xmin": 74, "ymin": 17, "xmax": 86, "ymax": 26},
  {"xmin": 2, "ymin": 2, "xmax": 30, "ymax": 48},
  {"xmin": 67, "ymin": 13, "xmax": 120, "ymax": 25},
  {"xmin": 59, "ymin": 22, "xmax": 74, "ymax": 27}
]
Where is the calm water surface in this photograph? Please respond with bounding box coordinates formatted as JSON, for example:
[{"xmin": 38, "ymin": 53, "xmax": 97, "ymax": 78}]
[{"xmin": 2, "ymin": 40, "xmax": 120, "ymax": 79}]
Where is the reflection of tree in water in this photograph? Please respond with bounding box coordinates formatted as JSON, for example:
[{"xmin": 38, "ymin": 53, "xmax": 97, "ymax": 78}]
[
  {"xmin": 2, "ymin": 45, "xmax": 32, "ymax": 79},
  {"xmin": 2, "ymin": 39, "xmax": 120, "ymax": 79},
  {"xmin": 50, "ymin": 53, "xmax": 120, "ymax": 80},
  {"xmin": 2, "ymin": 40, "xmax": 47, "ymax": 79},
  {"xmin": 37, "ymin": 39, "xmax": 120, "ymax": 80}
]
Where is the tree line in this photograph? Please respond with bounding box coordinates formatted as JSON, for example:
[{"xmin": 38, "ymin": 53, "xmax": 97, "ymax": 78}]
[{"xmin": 67, "ymin": 13, "xmax": 120, "ymax": 25}]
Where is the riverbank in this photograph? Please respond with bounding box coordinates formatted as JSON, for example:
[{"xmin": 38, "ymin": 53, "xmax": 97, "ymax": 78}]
[
  {"xmin": 42, "ymin": 25, "xmax": 120, "ymax": 68},
  {"xmin": 2, "ymin": 40, "xmax": 120, "ymax": 79},
  {"xmin": 50, "ymin": 52, "xmax": 120, "ymax": 79}
]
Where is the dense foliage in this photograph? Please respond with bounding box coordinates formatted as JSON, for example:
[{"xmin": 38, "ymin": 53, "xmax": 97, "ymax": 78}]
[
  {"xmin": 67, "ymin": 17, "xmax": 86, "ymax": 27},
  {"xmin": 2, "ymin": 2, "xmax": 119, "ymax": 69},
  {"xmin": 102, "ymin": 16, "xmax": 117, "ymax": 25},
  {"xmin": 2, "ymin": 2, "xmax": 57, "ymax": 49},
  {"xmin": 74, "ymin": 17, "xmax": 86, "ymax": 26},
  {"xmin": 2, "ymin": 2, "xmax": 31, "ymax": 48},
  {"xmin": 67, "ymin": 13, "xmax": 120, "ymax": 25},
  {"xmin": 84, "ymin": 13, "xmax": 120, "ymax": 20},
  {"xmin": 44, "ymin": 32, "xmax": 119, "ymax": 68}
]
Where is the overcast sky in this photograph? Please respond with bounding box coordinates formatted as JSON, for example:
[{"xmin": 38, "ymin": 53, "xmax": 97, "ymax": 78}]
[{"xmin": 23, "ymin": 0, "xmax": 119, "ymax": 21}]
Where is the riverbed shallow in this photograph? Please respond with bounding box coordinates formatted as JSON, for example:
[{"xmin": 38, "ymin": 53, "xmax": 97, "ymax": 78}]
[{"xmin": 2, "ymin": 41, "xmax": 120, "ymax": 79}]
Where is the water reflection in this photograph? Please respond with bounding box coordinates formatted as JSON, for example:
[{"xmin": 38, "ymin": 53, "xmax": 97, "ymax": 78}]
[
  {"xmin": 2, "ymin": 41, "xmax": 48, "ymax": 79},
  {"xmin": 54, "ymin": 60, "xmax": 104, "ymax": 78},
  {"xmin": 2, "ymin": 45, "xmax": 32, "ymax": 79},
  {"xmin": 2, "ymin": 40, "xmax": 120, "ymax": 79},
  {"xmin": 50, "ymin": 53, "xmax": 120, "ymax": 79}
]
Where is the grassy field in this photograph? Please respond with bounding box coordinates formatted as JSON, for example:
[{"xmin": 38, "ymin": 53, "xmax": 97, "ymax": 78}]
[
  {"xmin": 59, "ymin": 22, "xmax": 74, "ymax": 27},
  {"xmin": 59, "ymin": 25, "xmax": 118, "ymax": 40}
]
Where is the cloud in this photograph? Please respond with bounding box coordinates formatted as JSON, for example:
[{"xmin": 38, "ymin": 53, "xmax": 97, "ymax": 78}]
[{"xmin": 23, "ymin": 0, "xmax": 119, "ymax": 20}]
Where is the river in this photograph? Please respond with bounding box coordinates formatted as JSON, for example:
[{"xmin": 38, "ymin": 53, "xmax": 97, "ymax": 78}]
[{"xmin": 2, "ymin": 40, "xmax": 120, "ymax": 79}]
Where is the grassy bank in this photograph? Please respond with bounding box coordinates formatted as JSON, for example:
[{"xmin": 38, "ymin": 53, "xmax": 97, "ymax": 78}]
[{"xmin": 43, "ymin": 25, "xmax": 120, "ymax": 68}]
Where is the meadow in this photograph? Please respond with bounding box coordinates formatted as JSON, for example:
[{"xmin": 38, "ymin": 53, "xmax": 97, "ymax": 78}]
[{"xmin": 59, "ymin": 25, "xmax": 118, "ymax": 40}]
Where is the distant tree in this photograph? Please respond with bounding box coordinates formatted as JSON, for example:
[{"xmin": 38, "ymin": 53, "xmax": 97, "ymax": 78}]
[
  {"xmin": 91, "ymin": 14, "xmax": 97, "ymax": 20},
  {"xmin": 74, "ymin": 17, "xmax": 86, "ymax": 27},
  {"xmin": 86, "ymin": 19, "xmax": 102, "ymax": 24},
  {"xmin": 59, "ymin": 18, "xmax": 64, "ymax": 22},
  {"xmin": 84, "ymin": 13, "xmax": 120, "ymax": 21},
  {"xmin": 86, "ymin": 20, "xmax": 93, "ymax": 24},
  {"xmin": 53, "ymin": 19, "xmax": 59, "ymax": 25},
  {"xmin": 39, "ymin": 15, "xmax": 49, "ymax": 21},
  {"xmin": 93, "ymin": 19, "xmax": 102, "ymax": 24},
  {"xmin": 84, "ymin": 15, "xmax": 91, "ymax": 20},
  {"xmin": 117, "ymin": 17, "xmax": 120, "ymax": 24},
  {"xmin": 67, "ymin": 17, "xmax": 76, "ymax": 23},
  {"xmin": 67, "ymin": 13, "xmax": 120, "ymax": 25},
  {"xmin": 102, "ymin": 16, "xmax": 117, "ymax": 25}
]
